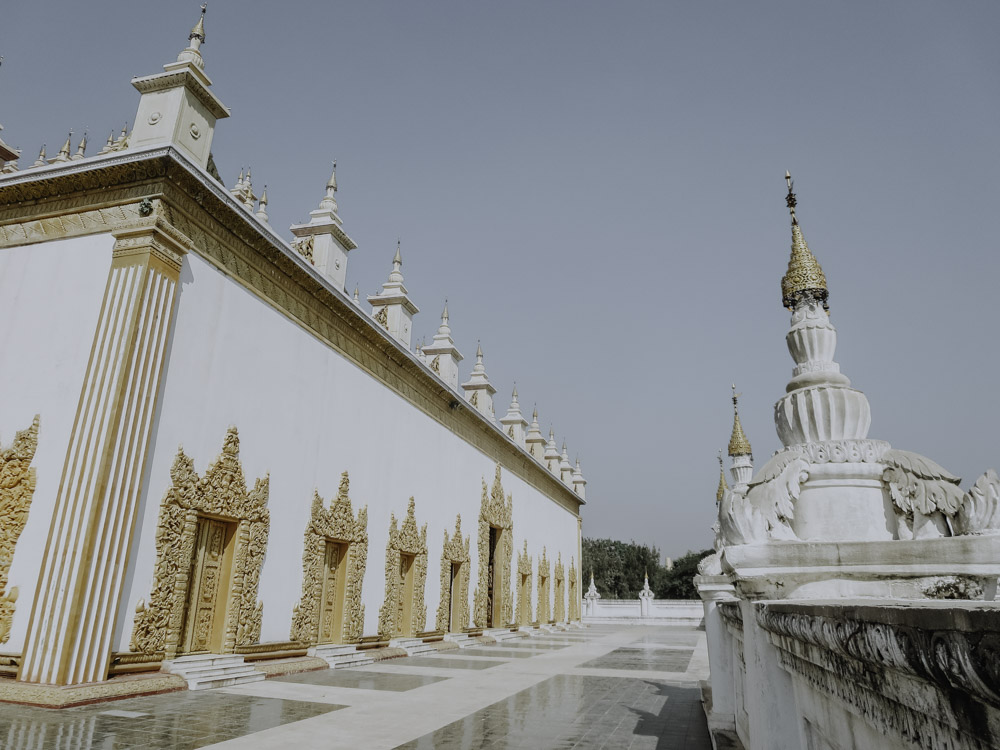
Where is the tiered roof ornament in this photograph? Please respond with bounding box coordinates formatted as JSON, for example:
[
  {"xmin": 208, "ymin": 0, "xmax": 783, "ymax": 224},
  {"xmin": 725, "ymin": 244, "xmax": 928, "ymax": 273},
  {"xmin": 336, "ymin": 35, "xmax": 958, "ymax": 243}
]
[
  {"xmin": 727, "ymin": 386, "xmax": 753, "ymax": 491},
  {"xmin": 499, "ymin": 386, "xmax": 529, "ymax": 446},
  {"xmin": 49, "ymin": 133, "xmax": 73, "ymax": 164},
  {"xmin": 129, "ymin": 3, "xmax": 229, "ymax": 168},
  {"xmin": 290, "ymin": 161, "xmax": 358, "ymax": 289},
  {"xmin": 559, "ymin": 442, "xmax": 573, "ymax": 483},
  {"xmin": 544, "ymin": 429, "xmax": 561, "ymax": 475},
  {"xmin": 368, "ymin": 241, "xmax": 419, "ymax": 348},
  {"xmin": 461, "ymin": 342, "xmax": 496, "ymax": 421},
  {"xmin": 715, "ymin": 451, "xmax": 728, "ymax": 503},
  {"xmin": 572, "ymin": 458, "xmax": 587, "ymax": 499},
  {"xmin": 421, "ymin": 301, "xmax": 463, "ymax": 389},
  {"xmin": 525, "ymin": 407, "xmax": 546, "ymax": 460}
]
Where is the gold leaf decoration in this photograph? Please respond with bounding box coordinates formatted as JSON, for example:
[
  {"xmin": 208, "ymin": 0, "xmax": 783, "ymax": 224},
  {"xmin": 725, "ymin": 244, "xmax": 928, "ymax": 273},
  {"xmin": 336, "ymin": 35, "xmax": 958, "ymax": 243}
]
[
  {"xmin": 472, "ymin": 465, "xmax": 514, "ymax": 628},
  {"xmin": 130, "ymin": 427, "xmax": 270, "ymax": 658},
  {"xmin": 290, "ymin": 472, "xmax": 368, "ymax": 645},
  {"xmin": 568, "ymin": 557, "xmax": 579, "ymax": 621},
  {"xmin": 377, "ymin": 498, "xmax": 428, "ymax": 638},
  {"xmin": 0, "ymin": 416, "xmax": 39, "ymax": 644},
  {"xmin": 516, "ymin": 540, "xmax": 533, "ymax": 626},
  {"xmin": 536, "ymin": 547, "xmax": 551, "ymax": 624},
  {"xmin": 435, "ymin": 515, "xmax": 471, "ymax": 632},
  {"xmin": 553, "ymin": 553, "xmax": 565, "ymax": 622}
]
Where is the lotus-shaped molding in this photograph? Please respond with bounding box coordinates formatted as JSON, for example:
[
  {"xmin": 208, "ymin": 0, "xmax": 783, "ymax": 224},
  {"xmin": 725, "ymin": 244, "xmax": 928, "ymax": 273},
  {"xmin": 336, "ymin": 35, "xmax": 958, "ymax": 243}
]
[{"xmin": 775, "ymin": 385, "xmax": 871, "ymax": 446}]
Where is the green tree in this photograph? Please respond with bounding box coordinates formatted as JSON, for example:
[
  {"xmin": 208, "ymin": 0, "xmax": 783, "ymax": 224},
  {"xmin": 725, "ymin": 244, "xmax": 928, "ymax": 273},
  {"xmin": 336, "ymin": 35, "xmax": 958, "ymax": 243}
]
[
  {"xmin": 652, "ymin": 549, "xmax": 713, "ymax": 600},
  {"xmin": 582, "ymin": 537, "xmax": 661, "ymax": 599}
]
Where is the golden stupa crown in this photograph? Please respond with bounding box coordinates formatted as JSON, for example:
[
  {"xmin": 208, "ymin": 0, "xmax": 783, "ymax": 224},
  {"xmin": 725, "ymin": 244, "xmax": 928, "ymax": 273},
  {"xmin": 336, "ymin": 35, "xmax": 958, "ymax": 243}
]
[
  {"xmin": 727, "ymin": 385, "xmax": 752, "ymax": 458},
  {"xmin": 716, "ymin": 452, "xmax": 728, "ymax": 502},
  {"xmin": 780, "ymin": 172, "xmax": 828, "ymax": 311}
]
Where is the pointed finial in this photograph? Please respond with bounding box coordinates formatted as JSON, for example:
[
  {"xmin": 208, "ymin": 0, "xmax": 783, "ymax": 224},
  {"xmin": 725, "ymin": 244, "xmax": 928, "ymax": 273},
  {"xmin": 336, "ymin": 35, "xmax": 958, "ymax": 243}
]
[
  {"xmin": 512, "ymin": 383, "xmax": 518, "ymax": 401},
  {"xmin": 73, "ymin": 132, "xmax": 87, "ymax": 159},
  {"xmin": 33, "ymin": 144, "xmax": 46, "ymax": 167},
  {"xmin": 532, "ymin": 404, "xmax": 538, "ymax": 421},
  {"xmin": 728, "ymin": 385, "xmax": 752, "ymax": 457},
  {"xmin": 255, "ymin": 186, "xmax": 269, "ymax": 222},
  {"xmin": 58, "ymin": 131, "xmax": 72, "ymax": 157},
  {"xmin": 476, "ymin": 341, "xmax": 483, "ymax": 359},
  {"xmin": 353, "ymin": 285, "xmax": 360, "ymax": 302},
  {"xmin": 780, "ymin": 172, "xmax": 828, "ymax": 312},
  {"xmin": 190, "ymin": 3, "xmax": 207, "ymax": 43},
  {"xmin": 393, "ymin": 239, "xmax": 402, "ymax": 266},
  {"xmin": 716, "ymin": 450, "xmax": 728, "ymax": 502},
  {"xmin": 441, "ymin": 299, "xmax": 449, "ymax": 322},
  {"xmin": 327, "ymin": 160, "xmax": 338, "ymax": 193}
]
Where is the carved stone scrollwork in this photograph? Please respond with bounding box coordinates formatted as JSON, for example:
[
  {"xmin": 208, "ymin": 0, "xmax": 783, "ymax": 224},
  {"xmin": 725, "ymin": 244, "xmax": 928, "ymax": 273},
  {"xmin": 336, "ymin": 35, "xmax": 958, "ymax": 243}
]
[
  {"xmin": 516, "ymin": 541, "xmax": 533, "ymax": 625},
  {"xmin": 290, "ymin": 472, "xmax": 368, "ymax": 645},
  {"xmin": 377, "ymin": 498, "xmax": 428, "ymax": 638},
  {"xmin": 553, "ymin": 554, "xmax": 565, "ymax": 622},
  {"xmin": 473, "ymin": 465, "xmax": 514, "ymax": 628},
  {"xmin": 0, "ymin": 416, "xmax": 39, "ymax": 644},
  {"xmin": 435, "ymin": 515, "xmax": 471, "ymax": 632},
  {"xmin": 798, "ymin": 439, "xmax": 889, "ymax": 464},
  {"xmin": 130, "ymin": 427, "xmax": 270, "ymax": 659},
  {"xmin": 373, "ymin": 306, "xmax": 389, "ymax": 330},
  {"xmin": 755, "ymin": 605, "xmax": 1000, "ymax": 711},
  {"xmin": 955, "ymin": 469, "xmax": 1000, "ymax": 535}
]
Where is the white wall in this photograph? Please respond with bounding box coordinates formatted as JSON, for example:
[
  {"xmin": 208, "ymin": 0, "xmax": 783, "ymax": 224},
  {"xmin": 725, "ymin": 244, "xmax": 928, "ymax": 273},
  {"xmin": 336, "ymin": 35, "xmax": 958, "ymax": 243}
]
[
  {"xmin": 118, "ymin": 252, "xmax": 580, "ymax": 648},
  {"xmin": 0, "ymin": 234, "xmax": 115, "ymax": 651}
]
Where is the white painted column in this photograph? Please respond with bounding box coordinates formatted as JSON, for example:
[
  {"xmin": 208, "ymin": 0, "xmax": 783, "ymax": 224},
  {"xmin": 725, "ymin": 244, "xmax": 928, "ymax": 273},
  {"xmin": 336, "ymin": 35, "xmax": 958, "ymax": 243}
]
[{"xmin": 19, "ymin": 219, "xmax": 188, "ymax": 686}]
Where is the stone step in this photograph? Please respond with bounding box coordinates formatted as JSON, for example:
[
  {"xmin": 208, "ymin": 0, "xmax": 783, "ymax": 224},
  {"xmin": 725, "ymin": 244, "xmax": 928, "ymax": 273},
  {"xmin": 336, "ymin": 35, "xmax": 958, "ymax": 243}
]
[
  {"xmin": 310, "ymin": 643, "xmax": 374, "ymax": 669},
  {"xmin": 443, "ymin": 633, "xmax": 476, "ymax": 648},
  {"xmin": 389, "ymin": 637, "xmax": 437, "ymax": 656},
  {"xmin": 483, "ymin": 628, "xmax": 522, "ymax": 642},
  {"xmin": 162, "ymin": 654, "xmax": 264, "ymax": 691}
]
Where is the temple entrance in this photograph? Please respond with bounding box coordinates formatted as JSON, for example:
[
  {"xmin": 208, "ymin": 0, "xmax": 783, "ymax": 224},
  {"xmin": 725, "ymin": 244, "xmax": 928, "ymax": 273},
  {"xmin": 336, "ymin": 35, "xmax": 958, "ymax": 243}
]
[
  {"xmin": 181, "ymin": 517, "xmax": 236, "ymax": 654},
  {"xmin": 318, "ymin": 541, "xmax": 348, "ymax": 644},
  {"xmin": 486, "ymin": 526, "xmax": 498, "ymax": 627},
  {"xmin": 396, "ymin": 553, "xmax": 415, "ymax": 637},
  {"xmin": 539, "ymin": 575, "xmax": 549, "ymax": 622},
  {"xmin": 448, "ymin": 562, "xmax": 463, "ymax": 632}
]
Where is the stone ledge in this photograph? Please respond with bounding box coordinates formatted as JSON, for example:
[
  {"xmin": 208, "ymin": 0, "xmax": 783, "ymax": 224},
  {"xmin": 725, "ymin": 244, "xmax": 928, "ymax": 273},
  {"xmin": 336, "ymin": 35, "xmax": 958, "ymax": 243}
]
[
  {"xmin": 0, "ymin": 671, "xmax": 186, "ymax": 708},
  {"xmin": 256, "ymin": 656, "xmax": 329, "ymax": 678}
]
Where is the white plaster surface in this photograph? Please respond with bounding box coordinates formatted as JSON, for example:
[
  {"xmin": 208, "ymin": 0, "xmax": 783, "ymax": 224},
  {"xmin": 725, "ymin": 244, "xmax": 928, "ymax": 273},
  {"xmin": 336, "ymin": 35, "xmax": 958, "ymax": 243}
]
[
  {"xmin": 0, "ymin": 234, "xmax": 115, "ymax": 650},
  {"xmin": 119, "ymin": 252, "xmax": 580, "ymax": 648}
]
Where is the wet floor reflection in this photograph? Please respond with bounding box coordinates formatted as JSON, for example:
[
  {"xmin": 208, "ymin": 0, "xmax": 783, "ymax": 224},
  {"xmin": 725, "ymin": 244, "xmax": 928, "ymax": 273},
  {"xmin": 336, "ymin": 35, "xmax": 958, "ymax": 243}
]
[
  {"xmin": 393, "ymin": 675, "xmax": 710, "ymax": 750},
  {"xmin": 0, "ymin": 691, "xmax": 343, "ymax": 750}
]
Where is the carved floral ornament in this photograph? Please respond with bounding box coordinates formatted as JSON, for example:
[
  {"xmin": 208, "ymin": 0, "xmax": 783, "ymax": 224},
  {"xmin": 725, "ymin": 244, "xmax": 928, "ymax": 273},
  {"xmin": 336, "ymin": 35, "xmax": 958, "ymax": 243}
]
[
  {"xmin": 290, "ymin": 471, "xmax": 368, "ymax": 645},
  {"xmin": 378, "ymin": 497, "xmax": 428, "ymax": 638},
  {"xmin": 473, "ymin": 464, "xmax": 514, "ymax": 628},
  {"xmin": 568, "ymin": 558, "xmax": 579, "ymax": 620},
  {"xmin": 435, "ymin": 514, "xmax": 471, "ymax": 632},
  {"xmin": 553, "ymin": 554, "xmax": 565, "ymax": 622},
  {"xmin": 0, "ymin": 416, "xmax": 39, "ymax": 644},
  {"xmin": 130, "ymin": 427, "xmax": 270, "ymax": 659},
  {"xmin": 516, "ymin": 541, "xmax": 533, "ymax": 626},
  {"xmin": 536, "ymin": 547, "xmax": 550, "ymax": 623}
]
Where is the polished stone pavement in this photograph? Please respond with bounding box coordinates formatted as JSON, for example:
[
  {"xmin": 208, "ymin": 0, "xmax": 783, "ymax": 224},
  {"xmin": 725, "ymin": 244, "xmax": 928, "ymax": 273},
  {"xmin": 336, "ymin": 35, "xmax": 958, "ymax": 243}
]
[{"xmin": 0, "ymin": 624, "xmax": 711, "ymax": 749}]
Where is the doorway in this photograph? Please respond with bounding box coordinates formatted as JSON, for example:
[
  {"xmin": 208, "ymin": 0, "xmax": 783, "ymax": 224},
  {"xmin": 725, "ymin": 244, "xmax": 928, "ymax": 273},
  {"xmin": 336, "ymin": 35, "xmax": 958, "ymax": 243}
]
[
  {"xmin": 397, "ymin": 553, "xmax": 415, "ymax": 637},
  {"xmin": 181, "ymin": 517, "xmax": 236, "ymax": 654},
  {"xmin": 486, "ymin": 526, "xmax": 498, "ymax": 627},
  {"xmin": 448, "ymin": 562, "xmax": 463, "ymax": 631},
  {"xmin": 318, "ymin": 541, "xmax": 348, "ymax": 643}
]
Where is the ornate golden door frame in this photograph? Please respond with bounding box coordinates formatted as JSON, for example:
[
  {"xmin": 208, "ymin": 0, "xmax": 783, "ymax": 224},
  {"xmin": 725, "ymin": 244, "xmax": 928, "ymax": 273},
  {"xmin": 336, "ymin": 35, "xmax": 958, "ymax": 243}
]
[
  {"xmin": 130, "ymin": 427, "xmax": 270, "ymax": 660},
  {"xmin": 473, "ymin": 466, "xmax": 513, "ymax": 629},
  {"xmin": 516, "ymin": 541, "xmax": 533, "ymax": 626},
  {"xmin": 378, "ymin": 498, "xmax": 427, "ymax": 639},
  {"xmin": 554, "ymin": 554, "xmax": 566, "ymax": 622},
  {"xmin": 318, "ymin": 541, "xmax": 347, "ymax": 644},
  {"xmin": 435, "ymin": 515, "xmax": 470, "ymax": 633},
  {"xmin": 181, "ymin": 517, "xmax": 237, "ymax": 654},
  {"xmin": 290, "ymin": 474, "xmax": 368, "ymax": 646},
  {"xmin": 536, "ymin": 548, "xmax": 550, "ymax": 625}
]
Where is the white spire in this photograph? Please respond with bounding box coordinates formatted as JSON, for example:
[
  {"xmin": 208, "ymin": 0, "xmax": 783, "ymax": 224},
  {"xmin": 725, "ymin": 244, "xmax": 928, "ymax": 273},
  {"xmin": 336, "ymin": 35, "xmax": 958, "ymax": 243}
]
[
  {"xmin": 559, "ymin": 441, "xmax": 573, "ymax": 483},
  {"xmin": 572, "ymin": 458, "xmax": 587, "ymax": 500},
  {"xmin": 423, "ymin": 299, "xmax": 463, "ymax": 389},
  {"xmin": 500, "ymin": 384, "xmax": 529, "ymax": 446},
  {"xmin": 525, "ymin": 405, "xmax": 546, "ymax": 460},
  {"xmin": 255, "ymin": 186, "xmax": 269, "ymax": 223},
  {"xmin": 367, "ymin": 241, "xmax": 419, "ymax": 348},
  {"xmin": 544, "ymin": 428, "xmax": 560, "ymax": 475},
  {"xmin": 461, "ymin": 341, "xmax": 497, "ymax": 421},
  {"xmin": 290, "ymin": 160, "xmax": 357, "ymax": 289}
]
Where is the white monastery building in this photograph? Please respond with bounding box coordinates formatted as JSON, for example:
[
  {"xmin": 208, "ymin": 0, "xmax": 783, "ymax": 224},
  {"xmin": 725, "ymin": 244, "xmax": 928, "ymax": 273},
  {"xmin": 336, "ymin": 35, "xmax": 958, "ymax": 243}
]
[{"xmin": 0, "ymin": 8, "xmax": 585, "ymax": 701}]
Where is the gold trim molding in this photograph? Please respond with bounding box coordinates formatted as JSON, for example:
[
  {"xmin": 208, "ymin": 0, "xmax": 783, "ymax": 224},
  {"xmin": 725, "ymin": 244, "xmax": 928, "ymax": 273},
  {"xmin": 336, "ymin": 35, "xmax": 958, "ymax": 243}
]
[
  {"xmin": 473, "ymin": 465, "xmax": 514, "ymax": 628},
  {"xmin": 435, "ymin": 515, "xmax": 471, "ymax": 633},
  {"xmin": 290, "ymin": 472, "xmax": 368, "ymax": 645},
  {"xmin": 0, "ymin": 417, "xmax": 39, "ymax": 644},
  {"xmin": 377, "ymin": 498, "xmax": 428, "ymax": 638},
  {"xmin": 130, "ymin": 427, "xmax": 270, "ymax": 659},
  {"xmin": 516, "ymin": 541, "xmax": 533, "ymax": 626},
  {"xmin": 568, "ymin": 558, "xmax": 579, "ymax": 620}
]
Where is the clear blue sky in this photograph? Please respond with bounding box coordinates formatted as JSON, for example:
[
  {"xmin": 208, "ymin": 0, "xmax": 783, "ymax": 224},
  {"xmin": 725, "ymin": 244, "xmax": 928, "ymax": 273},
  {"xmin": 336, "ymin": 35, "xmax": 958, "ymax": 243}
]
[{"xmin": 3, "ymin": 2, "xmax": 998, "ymax": 556}]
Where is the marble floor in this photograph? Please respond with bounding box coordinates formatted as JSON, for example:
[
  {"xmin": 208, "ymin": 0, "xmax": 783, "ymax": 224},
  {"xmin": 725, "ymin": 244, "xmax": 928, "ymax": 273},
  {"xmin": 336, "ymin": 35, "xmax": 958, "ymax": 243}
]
[{"xmin": 0, "ymin": 624, "xmax": 712, "ymax": 749}]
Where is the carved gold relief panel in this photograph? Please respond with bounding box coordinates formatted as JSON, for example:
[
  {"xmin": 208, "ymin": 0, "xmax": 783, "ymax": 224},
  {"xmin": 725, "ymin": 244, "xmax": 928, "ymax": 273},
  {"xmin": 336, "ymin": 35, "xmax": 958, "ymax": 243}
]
[
  {"xmin": 378, "ymin": 498, "xmax": 428, "ymax": 638},
  {"xmin": 290, "ymin": 472, "xmax": 369, "ymax": 645},
  {"xmin": 0, "ymin": 416, "xmax": 39, "ymax": 644},
  {"xmin": 568, "ymin": 558, "xmax": 579, "ymax": 620},
  {"xmin": 130, "ymin": 427, "xmax": 270, "ymax": 659},
  {"xmin": 435, "ymin": 515, "xmax": 471, "ymax": 633},
  {"xmin": 516, "ymin": 541, "xmax": 533, "ymax": 626},
  {"xmin": 554, "ymin": 554, "xmax": 565, "ymax": 622},
  {"xmin": 536, "ymin": 548, "xmax": 550, "ymax": 624},
  {"xmin": 473, "ymin": 465, "xmax": 514, "ymax": 628}
]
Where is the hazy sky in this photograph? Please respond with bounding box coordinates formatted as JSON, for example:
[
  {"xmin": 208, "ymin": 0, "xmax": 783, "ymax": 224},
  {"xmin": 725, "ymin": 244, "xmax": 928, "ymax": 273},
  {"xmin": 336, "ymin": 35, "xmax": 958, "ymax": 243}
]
[{"xmin": 3, "ymin": 2, "xmax": 998, "ymax": 556}]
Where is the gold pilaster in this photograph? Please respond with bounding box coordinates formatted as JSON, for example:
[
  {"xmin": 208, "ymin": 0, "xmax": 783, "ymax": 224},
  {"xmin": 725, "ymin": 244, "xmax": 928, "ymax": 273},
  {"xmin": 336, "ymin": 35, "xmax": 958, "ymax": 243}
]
[{"xmin": 19, "ymin": 218, "xmax": 189, "ymax": 686}]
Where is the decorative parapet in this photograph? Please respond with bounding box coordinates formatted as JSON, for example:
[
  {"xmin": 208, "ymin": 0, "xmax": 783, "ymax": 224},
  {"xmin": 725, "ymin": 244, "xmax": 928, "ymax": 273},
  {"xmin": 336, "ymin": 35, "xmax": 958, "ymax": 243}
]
[{"xmin": 756, "ymin": 601, "xmax": 1000, "ymax": 749}]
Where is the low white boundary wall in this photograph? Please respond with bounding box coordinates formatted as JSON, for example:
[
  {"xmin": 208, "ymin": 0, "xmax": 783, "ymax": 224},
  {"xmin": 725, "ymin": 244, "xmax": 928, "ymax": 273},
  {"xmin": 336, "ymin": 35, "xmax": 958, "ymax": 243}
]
[{"xmin": 582, "ymin": 598, "xmax": 704, "ymax": 626}]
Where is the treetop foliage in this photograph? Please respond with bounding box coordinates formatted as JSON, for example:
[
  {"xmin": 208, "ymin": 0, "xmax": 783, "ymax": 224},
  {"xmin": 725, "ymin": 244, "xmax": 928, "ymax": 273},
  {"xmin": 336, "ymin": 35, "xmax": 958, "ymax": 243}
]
[{"xmin": 581, "ymin": 537, "xmax": 712, "ymax": 600}]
